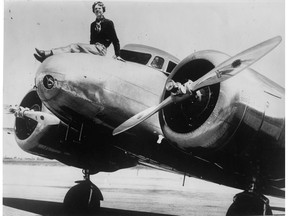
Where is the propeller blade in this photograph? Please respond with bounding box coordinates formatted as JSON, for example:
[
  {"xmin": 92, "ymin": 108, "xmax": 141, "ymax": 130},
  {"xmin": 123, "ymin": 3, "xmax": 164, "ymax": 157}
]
[
  {"xmin": 4, "ymin": 128, "xmax": 15, "ymax": 134},
  {"xmin": 21, "ymin": 110, "xmax": 60, "ymax": 125},
  {"xmin": 113, "ymin": 96, "xmax": 173, "ymax": 135},
  {"xmin": 191, "ymin": 36, "xmax": 282, "ymax": 91},
  {"xmin": 4, "ymin": 104, "xmax": 19, "ymax": 114},
  {"xmin": 13, "ymin": 106, "xmax": 60, "ymax": 126}
]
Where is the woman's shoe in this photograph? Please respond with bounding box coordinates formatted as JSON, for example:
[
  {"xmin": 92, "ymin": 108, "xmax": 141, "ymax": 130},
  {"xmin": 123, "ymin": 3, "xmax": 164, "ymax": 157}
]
[
  {"xmin": 34, "ymin": 48, "xmax": 53, "ymax": 62},
  {"xmin": 33, "ymin": 53, "xmax": 45, "ymax": 63},
  {"xmin": 35, "ymin": 48, "xmax": 46, "ymax": 57}
]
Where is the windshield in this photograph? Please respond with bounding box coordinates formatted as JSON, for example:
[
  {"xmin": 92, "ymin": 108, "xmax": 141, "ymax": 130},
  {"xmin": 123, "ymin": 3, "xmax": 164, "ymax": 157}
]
[{"xmin": 120, "ymin": 50, "xmax": 152, "ymax": 65}]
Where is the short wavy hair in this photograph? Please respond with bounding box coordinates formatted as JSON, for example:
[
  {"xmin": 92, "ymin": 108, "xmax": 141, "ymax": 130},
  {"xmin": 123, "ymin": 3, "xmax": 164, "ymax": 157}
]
[{"xmin": 92, "ymin": 1, "xmax": 106, "ymax": 13}]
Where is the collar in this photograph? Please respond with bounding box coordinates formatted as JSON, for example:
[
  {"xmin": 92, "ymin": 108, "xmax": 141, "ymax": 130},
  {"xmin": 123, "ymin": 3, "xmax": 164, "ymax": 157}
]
[{"xmin": 96, "ymin": 16, "xmax": 105, "ymax": 23}]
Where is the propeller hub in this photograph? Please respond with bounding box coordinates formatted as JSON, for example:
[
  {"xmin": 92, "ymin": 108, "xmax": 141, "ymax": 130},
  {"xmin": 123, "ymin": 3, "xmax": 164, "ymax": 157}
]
[{"xmin": 165, "ymin": 79, "xmax": 187, "ymax": 95}]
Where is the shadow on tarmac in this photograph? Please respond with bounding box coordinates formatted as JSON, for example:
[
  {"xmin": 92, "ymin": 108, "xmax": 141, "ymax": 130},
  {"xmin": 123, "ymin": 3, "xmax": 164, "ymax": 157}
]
[{"xmin": 3, "ymin": 197, "xmax": 176, "ymax": 216}]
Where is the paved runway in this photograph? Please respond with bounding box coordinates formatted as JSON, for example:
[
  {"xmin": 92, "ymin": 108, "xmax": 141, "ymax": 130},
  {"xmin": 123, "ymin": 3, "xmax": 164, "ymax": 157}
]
[{"xmin": 3, "ymin": 162, "xmax": 285, "ymax": 216}]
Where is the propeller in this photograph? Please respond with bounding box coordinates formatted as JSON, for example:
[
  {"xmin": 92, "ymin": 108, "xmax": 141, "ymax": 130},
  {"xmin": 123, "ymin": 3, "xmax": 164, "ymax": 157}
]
[
  {"xmin": 113, "ymin": 36, "xmax": 282, "ymax": 136},
  {"xmin": 8, "ymin": 105, "xmax": 60, "ymax": 126}
]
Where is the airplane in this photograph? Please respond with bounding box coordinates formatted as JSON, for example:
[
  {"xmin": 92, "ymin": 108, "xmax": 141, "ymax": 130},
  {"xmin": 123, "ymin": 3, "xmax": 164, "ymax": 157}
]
[{"xmin": 7, "ymin": 36, "xmax": 284, "ymax": 215}]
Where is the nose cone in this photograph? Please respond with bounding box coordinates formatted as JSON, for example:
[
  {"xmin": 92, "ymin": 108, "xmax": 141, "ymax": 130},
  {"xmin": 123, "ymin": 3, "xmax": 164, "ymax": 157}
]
[
  {"xmin": 35, "ymin": 53, "xmax": 107, "ymax": 102},
  {"xmin": 34, "ymin": 53, "xmax": 165, "ymax": 133},
  {"xmin": 34, "ymin": 53, "xmax": 111, "ymax": 119},
  {"xmin": 35, "ymin": 56, "xmax": 66, "ymax": 102}
]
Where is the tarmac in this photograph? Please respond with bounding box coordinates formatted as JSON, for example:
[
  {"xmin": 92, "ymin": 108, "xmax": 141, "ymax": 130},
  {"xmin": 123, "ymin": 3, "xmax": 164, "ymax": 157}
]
[{"xmin": 3, "ymin": 162, "xmax": 285, "ymax": 216}]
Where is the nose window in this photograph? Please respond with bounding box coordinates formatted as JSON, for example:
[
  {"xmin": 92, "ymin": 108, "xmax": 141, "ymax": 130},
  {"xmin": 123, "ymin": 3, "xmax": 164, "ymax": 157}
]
[{"xmin": 43, "ymin": 75, "xmax": 55, "ymax": 89}]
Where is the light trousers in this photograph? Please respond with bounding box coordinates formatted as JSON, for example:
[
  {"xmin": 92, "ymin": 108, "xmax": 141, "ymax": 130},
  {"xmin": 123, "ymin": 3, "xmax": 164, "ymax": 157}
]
[{"xmin": 51, "ymin": 42, "xmax": 107, "ymax": 56}]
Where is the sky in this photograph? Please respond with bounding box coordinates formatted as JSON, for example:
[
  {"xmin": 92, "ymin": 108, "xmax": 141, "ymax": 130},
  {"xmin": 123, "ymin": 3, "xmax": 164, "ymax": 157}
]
[{"xmin": 2, "ymin": 0, "xmax": 285, "ymax": 157}]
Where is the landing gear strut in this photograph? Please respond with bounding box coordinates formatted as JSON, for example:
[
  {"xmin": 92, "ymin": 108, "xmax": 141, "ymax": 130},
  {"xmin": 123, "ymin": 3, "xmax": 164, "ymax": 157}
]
[{"xmin": 63, "ymin": 169, "xmax": 103, "ymax": 215}]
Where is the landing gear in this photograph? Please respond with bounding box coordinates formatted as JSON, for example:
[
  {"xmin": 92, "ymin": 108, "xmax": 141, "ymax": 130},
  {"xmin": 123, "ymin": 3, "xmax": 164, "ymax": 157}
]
[
  {"xmin": 63, "ymin": 170, "xmax": 103, "ymax": 215},
  {"xmin": 227, "ymin": 177, "xmax": 272, "ymax": 216},
  {"xmin": 226, "ymin": 191, "xmax": 272, "ymax": 216}
]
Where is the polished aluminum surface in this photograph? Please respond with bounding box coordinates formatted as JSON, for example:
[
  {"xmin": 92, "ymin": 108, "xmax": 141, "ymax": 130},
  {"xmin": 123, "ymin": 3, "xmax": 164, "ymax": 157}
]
[{"xmin": 35, "ymin": 53, "xmax": 167, "ymax": 135}]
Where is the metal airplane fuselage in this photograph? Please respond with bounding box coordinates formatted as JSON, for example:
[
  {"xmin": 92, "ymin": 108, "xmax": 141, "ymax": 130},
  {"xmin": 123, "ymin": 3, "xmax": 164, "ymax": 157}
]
[
  {"xmin": 35, "ymin": 53, "xmax": 166, "ymax": 138},
  {"xmin": 35, "ymin": 52, "xmax": 284, "ymax": 153}
]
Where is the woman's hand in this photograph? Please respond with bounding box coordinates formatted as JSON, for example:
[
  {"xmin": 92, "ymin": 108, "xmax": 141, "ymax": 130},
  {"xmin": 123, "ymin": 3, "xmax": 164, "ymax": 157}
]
[{"xmin": 114, "ymin": 56, "xmax": 126, "ymax": 62}]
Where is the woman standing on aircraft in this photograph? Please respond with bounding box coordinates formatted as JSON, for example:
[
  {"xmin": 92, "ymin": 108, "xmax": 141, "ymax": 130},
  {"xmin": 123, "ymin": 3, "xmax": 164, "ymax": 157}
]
[{"xmin": 34, "ymin": 1, "xmax": 124, "ymax": 62}]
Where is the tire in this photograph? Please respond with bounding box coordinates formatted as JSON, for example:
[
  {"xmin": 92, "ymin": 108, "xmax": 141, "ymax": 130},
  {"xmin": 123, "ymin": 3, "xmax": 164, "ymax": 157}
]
[
  {"xmin": 226, "ymin": 192, "xmax": 272, "ymax": 216},
  {"xmin": 64, "ymin": 181, "xmax": 101, "ymax": 215}
]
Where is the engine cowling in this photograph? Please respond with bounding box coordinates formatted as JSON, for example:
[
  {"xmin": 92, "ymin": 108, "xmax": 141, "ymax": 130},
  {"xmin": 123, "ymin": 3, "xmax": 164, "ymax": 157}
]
[
  {"xmin": 159, "ymin": 50, "xmax": 285, "ymax": 151},
  {"xmin": 14, "ymin": 89, "xmax": 65, "ymax": 158}
]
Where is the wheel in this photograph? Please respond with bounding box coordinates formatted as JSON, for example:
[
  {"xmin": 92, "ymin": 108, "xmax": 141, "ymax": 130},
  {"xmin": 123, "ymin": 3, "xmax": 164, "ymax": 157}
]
[
  {"xmin": 63, "ymin": 181, "xmax": 102, "ymax": 215},
  {"xmin": 226, "ymin": 192, "xmax": 272, "ymax": 216}
]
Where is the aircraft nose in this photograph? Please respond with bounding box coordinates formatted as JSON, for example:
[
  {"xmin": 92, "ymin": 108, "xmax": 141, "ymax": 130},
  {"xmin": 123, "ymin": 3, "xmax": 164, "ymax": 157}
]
[
  {"xmin": 34, "ymin": 54, "xmax": 109, "ymax": 120},
  {"xmin": 34, "ymin": 53, "xmax": 108, "ymax": 108}
]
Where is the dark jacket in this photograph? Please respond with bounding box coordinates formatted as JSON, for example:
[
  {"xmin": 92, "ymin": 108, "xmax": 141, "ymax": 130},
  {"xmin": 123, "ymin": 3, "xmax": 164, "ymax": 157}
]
[{"xmin": 90, "ymin": 18, "xmax": 120, "ymax": 56}]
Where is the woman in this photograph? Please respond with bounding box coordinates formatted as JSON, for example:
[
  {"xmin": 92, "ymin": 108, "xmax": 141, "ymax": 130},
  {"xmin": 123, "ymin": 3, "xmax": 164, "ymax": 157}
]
[{"xmin": 34, "ymin": 1, "xmax": 124, "ymax": 62}]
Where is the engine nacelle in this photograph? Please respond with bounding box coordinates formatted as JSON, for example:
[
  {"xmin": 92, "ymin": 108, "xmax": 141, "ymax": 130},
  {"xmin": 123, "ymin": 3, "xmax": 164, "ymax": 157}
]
[
  {"xmin": 160, "ymin": 50, "xmax": 285, "ymax": 151},
  {"xmin": 14, "ymin": 89, "xmax": 65, "ymax": 158},
  {"xmin": 14, "ymin": 89, "xmax": 137, "ymax": 173}
]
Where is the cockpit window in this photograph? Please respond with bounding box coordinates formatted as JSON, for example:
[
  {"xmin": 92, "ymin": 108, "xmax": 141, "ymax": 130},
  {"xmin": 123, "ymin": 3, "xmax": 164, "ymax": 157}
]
[
  {"xmin": 120, "ymin": 50, "xmax": 151, "ymax": 65},
  {"xmin": 167, "ymin": 61, "xmax": 177, "ymax": 73},
  {"xmin": 151, "ymin": 56, "xmax": 164, "ymax": 69}
]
